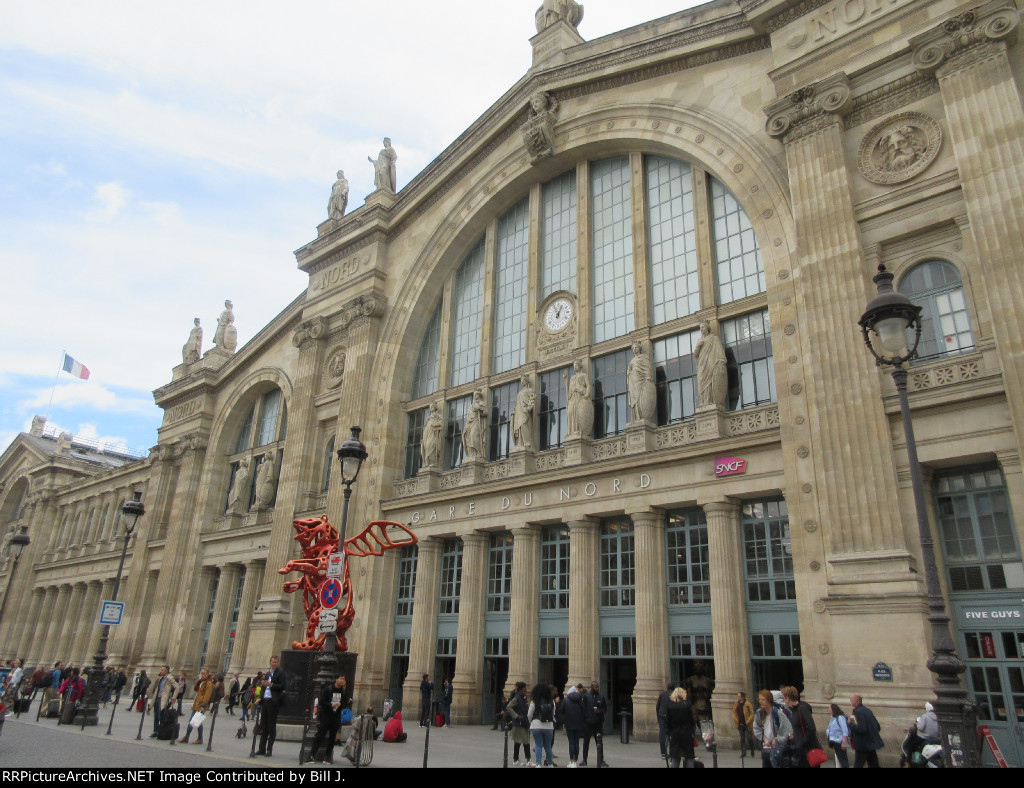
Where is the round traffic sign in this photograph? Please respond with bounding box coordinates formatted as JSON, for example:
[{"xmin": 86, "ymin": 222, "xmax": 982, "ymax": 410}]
[{"xmin": 319, "ymin": 577, "xmax": 343, "ymax": 609}]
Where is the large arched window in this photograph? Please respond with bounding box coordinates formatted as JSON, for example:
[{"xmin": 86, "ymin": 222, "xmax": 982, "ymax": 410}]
[
  {"xmin": 899, "ymin": 260, "xmax": 975, "ymax": 361},
  {"xmin": 225, "ymin": 387, "xmax": 288, "ymax": 513},
  {"xmin": 403, "ymin": 153, "xmax": 769, "ymax": 476}
]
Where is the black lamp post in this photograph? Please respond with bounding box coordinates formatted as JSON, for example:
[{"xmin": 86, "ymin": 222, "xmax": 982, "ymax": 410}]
[
  {"xmin": 858, "ymin": 264, "xmax": 977, "ymax": 767},
  {"xmin": 300, "ymin": 426, "xmax": 366, "ymax": 764},
  {"xmin": 0, "ymin": 525, "xmax": 31, "ymax": 645},
  {"xmin": 80, "ymin": 491, "xmax": 145, "ymax": 728}
]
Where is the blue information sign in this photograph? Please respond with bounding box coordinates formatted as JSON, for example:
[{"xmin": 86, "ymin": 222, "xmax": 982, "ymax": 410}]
[{"xmin": 99, "ymin": 600, "xmax": 124, "ymax": 626}]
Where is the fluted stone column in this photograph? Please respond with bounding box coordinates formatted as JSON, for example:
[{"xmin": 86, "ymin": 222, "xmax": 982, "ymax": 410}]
[
  {"xmin": 702, "ymin": 499, "xmax": 748, "ymax": 750},
  {"xmin": 231, "ymin": 561, "xmax": 264, "ymax": 676},
  {"xmin": 403, "ymin": 538, "xmax": 441, "ymax": 705},
  {"xmin": 203, "ymin": 565, "xmax": 241, "ymax": 674},
  {"xmin": 452, "ymin": 533, "xmax": 487, "ymax": 723},
  {"xmin": 31, "ymin": 587, "xmax": 60, "ymax": 664},
  {"xmin": 14, "ymin": 587, "xmax": 45, "ymax": 661},
  {"xmin": 912, "ymin": 3, "xmax": 1024, "ymax": 460},
  {"xmin": 506, "ymin": 526, "xmax": 540, "ymax": 695},
  {"xmin": 567, "ymin": 519, "xmax": 600, "ymax": 689},
  {"xmin": 77, "ymin": 581, "xmax": 103, "ymax": 665},
  {"xmin": 629, "ymin": 508, "xmax": 669, "ymax": 743},
  {"xmin": 56, "ymin": 583, "xmax": 87, "ymax": 663},
  {"xmin": 764, "ymin": 73, "xmax": 915, "ymax": 581}
]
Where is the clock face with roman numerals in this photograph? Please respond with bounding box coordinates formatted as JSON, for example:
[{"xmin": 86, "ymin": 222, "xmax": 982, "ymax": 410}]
[{"xmin": 544, "ymin": 297, "xmax": 573, "ymax": 333}]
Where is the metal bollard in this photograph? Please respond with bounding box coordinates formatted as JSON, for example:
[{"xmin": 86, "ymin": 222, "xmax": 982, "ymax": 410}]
[
  {"xmin": 596, "ymin": 729, "xmax": 604, "ymax": 767},
  {"xmin": 106, "ymin": 690, "xmax": 121, "ymax": 735},
  {"xmin": 619, "ymin": 710, "xmax": 631, "ymax": 744},
  {"xmin": 206, "ymin": 706, "xmax": 217, "ymax": 752},
  {"xmin": 135, "ymin": 693, "xmax": 148, "ymax": 740},
  {"xmin": 422, "ymin": 706, "xmax": 431, "ymax": 768}
]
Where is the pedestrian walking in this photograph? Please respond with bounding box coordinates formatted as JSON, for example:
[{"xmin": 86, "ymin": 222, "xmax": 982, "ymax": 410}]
[
  {"xmin": 827, "ymin": 703, "xmax": 851, "ymax": 768},
  {"xmin": 848, "ymin": 694, "xmax": 884, "ymax": 768},
  {"xmin": 527, "ymin": 683, "xmax": 556, "ymax": 767}
]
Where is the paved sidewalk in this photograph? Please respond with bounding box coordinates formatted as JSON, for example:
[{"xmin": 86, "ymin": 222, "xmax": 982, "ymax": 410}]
[{"xmin": 3, "ymin": 697, "xmax": 761, "ymax": 769}]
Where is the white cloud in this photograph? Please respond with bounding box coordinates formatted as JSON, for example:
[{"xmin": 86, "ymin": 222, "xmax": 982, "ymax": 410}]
[
  {"xmin": 17, "ymin": 382, "xmax": 156, "ymax": 416},
  {"xmin": 87, "ymin": 182, "xmax": 129, "ymax": 221}
]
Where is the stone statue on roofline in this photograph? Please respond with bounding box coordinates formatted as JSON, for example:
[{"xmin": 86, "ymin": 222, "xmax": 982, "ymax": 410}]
[
  {"xmin": 328, "ymin": 170, "xmax": 349, "ymax": 220},
  {"xmin": 182, "ymin": 317, "xmax": 202, "ymax": 365},
  {"xmin": 213, "ymin": 299, "xmax": 237, "ymax": 352},
  {"xmin": 535, "ymin": 0, "xmax": 584, "ymax": 33},
  {"xmin": 368, "ymin": 138, "xmax": 397, "ymax": 193}
]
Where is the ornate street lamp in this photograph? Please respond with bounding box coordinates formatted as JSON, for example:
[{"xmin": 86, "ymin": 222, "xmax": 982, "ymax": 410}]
[
  {"xmin": 0, "ymin": 525, "xmax": 31, "ymax": 635},
  {"xmin": 301, "ymin": 426, "xmax": 367, "ymax": 764},
  {"xmin": 858, "ymin": 264, "xmax": 977, "ymax": 767},
  {"xmin": 80, "ymin": 491, "xmax": 145, "ymax": 729}
]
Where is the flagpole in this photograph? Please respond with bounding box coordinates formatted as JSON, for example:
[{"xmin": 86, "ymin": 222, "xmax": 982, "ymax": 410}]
[{"xmin": 44, "ymin": 351, "xmax": 66, "ymax": 423}]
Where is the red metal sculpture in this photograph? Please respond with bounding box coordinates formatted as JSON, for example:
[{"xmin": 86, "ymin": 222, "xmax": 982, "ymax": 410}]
[{"xmin": 279, "ymin": 515, "xmax": 417, "ymax": 652}]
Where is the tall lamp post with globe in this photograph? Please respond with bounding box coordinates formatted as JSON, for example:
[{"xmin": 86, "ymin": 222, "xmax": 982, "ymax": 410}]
[
  {"xmin": 79, "ymin": 491, "xmax": 145, "ymax": 729},
  {"xmin": 858, "ymin": 264, "xmax": 977, "ymax": 767}
]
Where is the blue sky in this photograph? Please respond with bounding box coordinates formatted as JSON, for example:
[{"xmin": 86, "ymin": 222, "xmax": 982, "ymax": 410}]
[{"xmin": 0, "ymin": 0, "xmax": 700, "ymax": 456}]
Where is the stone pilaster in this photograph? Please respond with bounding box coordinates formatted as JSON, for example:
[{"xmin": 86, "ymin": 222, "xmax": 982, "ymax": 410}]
[
  {"xmin": 629, "ymin": 508, "xmax": 669, "ymax": 743},
  {"xmin": 231, "ymin": 560, "xmax": 264, "ymax": 676},
  {"xmin": 31, "ymin": 586, "xmax": 60, "ymax": 664},
  {"xmin": 912, "ymin": 3, "xmax": 1024, "ymax": 466},
  {"xmin": 764, "ymin": 73, "xmax": 916, "ymax": 587},
  {"xmin": 701, "ymin": 498, "xmax": 748, "ymax": 750},
  {"xmin": 403, "ymin": 538, "xmax": 441, "ymax": 704},
  {"xmin": 14, "ymin": 587, "xmax": 45, "ymax": 662},
  {"xmin": 452, "ymin": 533, "xmax": 487, "ymax": 723},
  {"xmin": 6, "ymin": 493, "xmax": 50, "ymax": 658},
  {"xmin": 203, "ymin": 565, "xmax": 241, "ymax": 673},
  {"xmin": 507, "ymin": 526, "xmax": 540, "ymax": 694},
  {"xmin": 567, "ymin": 519, "xmax": 600, "ymax": 689}
]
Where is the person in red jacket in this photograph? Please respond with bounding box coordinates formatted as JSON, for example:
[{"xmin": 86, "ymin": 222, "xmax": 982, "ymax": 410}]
[{"xmin": 383, "ymin": 709, "xmax": 407, "ymax": 742}]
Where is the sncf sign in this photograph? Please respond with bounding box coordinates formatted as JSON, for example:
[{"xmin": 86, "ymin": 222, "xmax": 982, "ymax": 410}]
[{"xmin": 715, "ymin": 457, "xmax": 747, "ymax": 478}]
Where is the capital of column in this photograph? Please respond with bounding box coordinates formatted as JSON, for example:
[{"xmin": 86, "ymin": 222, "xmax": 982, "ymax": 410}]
[
  {"xmin": 339, "ymin": 293, "xmax": 386, "ymax": 331},
  {"xmin": 764, "ymin": 72, "xmax": 852, "ymax": 143},
  {"xmin": 460, "ymin": 531, "xmax": 488, "ymax": 549},
  {"xmin": 911, "ymin": 2, "xmax": 1019, "ymax": 75},
  {"xmin": 566, "ymin": 517, "xmax": 600, "ymax": 536},
  {"xmin": 292, "ymin": 315, "xmax": 329, "ymax": 348},
  {"xmin": 697, "ymin": 496, "xmax": 740, "ymax": 516},
  {"xmin": 626, "ymin": 507, "xmax": 663, "ymax": 528}
]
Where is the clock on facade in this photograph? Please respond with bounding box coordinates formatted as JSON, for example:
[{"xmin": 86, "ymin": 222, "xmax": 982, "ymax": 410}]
[{"xmin": 544, "ymin": 297, "xmax": 573, "ymax": 333}]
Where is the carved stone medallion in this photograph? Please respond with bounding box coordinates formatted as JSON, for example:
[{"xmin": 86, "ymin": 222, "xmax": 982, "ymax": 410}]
[
  {"xmin": 323, "ymin": 348, "xmax": 346, "ymax": 390},
  {"xmin": 858, "ymin": 112, "xmax": 941, "ymax": 185}
]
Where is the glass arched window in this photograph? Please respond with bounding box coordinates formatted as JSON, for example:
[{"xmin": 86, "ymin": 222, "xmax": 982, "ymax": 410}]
[
  {"xmin": 899, "ymin": 260, "xmax": 975, "ymax": 361},
  {"xmin": 225, "ymin": 387, "xmax": 288, "ymax": 513},
  {"xmin": 411, "ymin": 302, "xmax": 442, "ymax": 399}
]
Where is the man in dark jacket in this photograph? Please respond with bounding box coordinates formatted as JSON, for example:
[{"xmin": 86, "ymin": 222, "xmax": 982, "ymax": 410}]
[
  {"xmin": 580, "ymin": 681, "xmax": 608, "ymax": 767},
  {"xmin": 560, "ymin": 683, "xmax": 586, "ymax": 767},
  {"xmin": 308, "ymin": 674, "xmax": 348, "ymax": 763},
  {"xmin": 655, "ymin": 682, "xmax": 674, "ymax": 759},
  {"xmin": 226, "ymin": 673, "xmax": 241, "ymax": 715},
  {"xmin": 257, "ymin": 656, "xmax": 286, "ymax": 757},
  {"xmin": 419, "ymin": 674, "xmax": 434, "ymax": 727},
  {"xmin": 849, "ymin": 693, "xmax": 884, "ymax": 768}
]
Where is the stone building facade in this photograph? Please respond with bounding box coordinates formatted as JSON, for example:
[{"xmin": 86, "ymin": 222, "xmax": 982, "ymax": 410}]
[{"xmin": 1, "ymin": 0, "xmax": 1023, "ymax": 764}]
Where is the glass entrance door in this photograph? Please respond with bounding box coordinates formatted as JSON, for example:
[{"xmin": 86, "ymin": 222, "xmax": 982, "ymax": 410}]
[{"xmin": 963, "ymin": 628, "xmax": 1024, "ymax": 767}]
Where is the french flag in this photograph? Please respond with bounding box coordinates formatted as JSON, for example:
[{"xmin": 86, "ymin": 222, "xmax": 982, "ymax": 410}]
[{"xmin": 62, "ymin": 353, "xmax": 91, "ymax": 380}]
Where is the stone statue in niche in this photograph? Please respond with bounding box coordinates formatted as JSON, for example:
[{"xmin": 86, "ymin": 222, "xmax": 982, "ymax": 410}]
[
  {"xmin": 421, "ymin": 400, "xmax": 444, "ymax": 469},
  {"xmin": 213, "ymin": 300, "xmax": 238, "ymax": 352},
  {"xmin": 328, "ymin": 170, "xmax": 349, "ymax": 220},
  {"xmin": 462, "ymin": 389, "xmax": 487, "ymax": 462},
  {"xmin": 368, "ymin": 138, "xmax": 397, "ymax": 192},
  {"xmin": 227, "ymin": 456, "xmax": 250, "ymax": 512},
  {"xmin": 511, "ymin": 376, "xmax": 536, "ymax": 450},
  {"xmin": 627, "ymin": 340, "xmax": 657, "ymax": 423},
  {"xmin": 182, "ymin": 317, "xmax": 202, "ymax": 365},
  {"xmin": 695, "ymin": 319, "xmax": 729, "ymax": 410},
  {"xmin": 522, "ymin": 91, "xmax": 560, "ymax": 164},
  {"xmin": 564, "ymin": 359, "xmax": 593, "ymax": 438},
  {"xmin": 253, "ymin": 451, "xmax": 277, "ymax": 510},
  {"xmin": 535, "ymin": 0, "xmax": 584, "ymax": 32}
]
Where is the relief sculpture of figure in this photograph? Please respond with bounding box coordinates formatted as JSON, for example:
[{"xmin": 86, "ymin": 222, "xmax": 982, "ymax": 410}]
[
  {"xmin": 227, "ymin": 456, "xmax": 250, "ymax": 512},
  {"xmin": 627, "ymin": 340, "xmax": 657, "ymax": 422},
  {"xmin": 213, "ymin": 300, "xmax": 237, "ymax": 352},
  {"xmin": 535, "ymin": 0, "xmax": 584, "ymax": 32},
  {"xmin": 522, "ymin": 91, "xmax": 560, "ymax": 164},
  {"xmin": 462, "ymin": 389, "xmax": 487, "ymax": 461},
  {"xmin": 182, "ymin": 317, "xmax": 202, "ymax": 365},
  {"xmin": 368, "ymin": 138, "xmax": 397, "ymax": 192},
  {"xmin": 253, "ymin": 450, "xmax": 277, "ymax": 510},
  {"xmin": 695, "ymin": 319, "xmax": 729, "ymax": 410},
  {"xmin": 328, "ymin": 170, "xmax": 349, "ymax": 220},
  {"xmin": 421, "ymin": 400, "xmax": 444, "ymax": 469},
  {"xmin": 511, "ymin": 376, "xmax": 536, "ymax": 450},
  {"xmin": 564, "ymin": 359, "xmax": 594, "ymax": 438}
]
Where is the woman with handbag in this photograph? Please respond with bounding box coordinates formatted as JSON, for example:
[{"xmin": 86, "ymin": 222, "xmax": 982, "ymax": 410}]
[
  {"xmin": 753, "ymin": 689, "xmax": 793, "ymax": 768},
  {"xmin": 178, "ymin": 668, "xmax": 213, "ymax": 745},
  {"xmin": 782, "ymin": 686, "xmax": 826, "ymax": 768}
]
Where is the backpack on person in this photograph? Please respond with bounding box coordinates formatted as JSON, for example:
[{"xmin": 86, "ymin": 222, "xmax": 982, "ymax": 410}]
[{"xmin": 537, "ymin": 699, "xmax": 555, "ymax": 723}]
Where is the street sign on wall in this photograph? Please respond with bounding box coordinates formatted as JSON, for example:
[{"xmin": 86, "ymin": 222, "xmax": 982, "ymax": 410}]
[{"xmin": 99, "ymin": 601, "xmax": 124, "ymax": 626}]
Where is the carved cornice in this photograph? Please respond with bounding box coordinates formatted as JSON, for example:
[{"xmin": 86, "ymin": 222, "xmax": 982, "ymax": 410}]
[
  {"xmin": 911, "ymin": 2, "xmax": 1019, "ymax": 75},
  {"xmin": 844, "ymin": 72, "xmax": 939, "ymax": 129},
  {"xmin": 764, "ymin": 72, "xmax": 852, "ymax": 142},
  {"xmin": 762, "ymin": 0, "xmax": 834, "ymax": 34},
  {"xmin": 292, "ymin": 316, "xmax": 328, "ymax": 348}
]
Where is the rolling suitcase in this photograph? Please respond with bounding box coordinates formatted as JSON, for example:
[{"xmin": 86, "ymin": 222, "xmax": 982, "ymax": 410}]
[
  {"xmin": 14, "ymin": 697, "xmax": 31, "ymax": 714},
  {"xmin": 46, "ymin": 699, "xmax": 60, "ymax": 718},
  {"xmin": 157, "ymin": 709, "xmax": 178, "ymax": 740}
]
